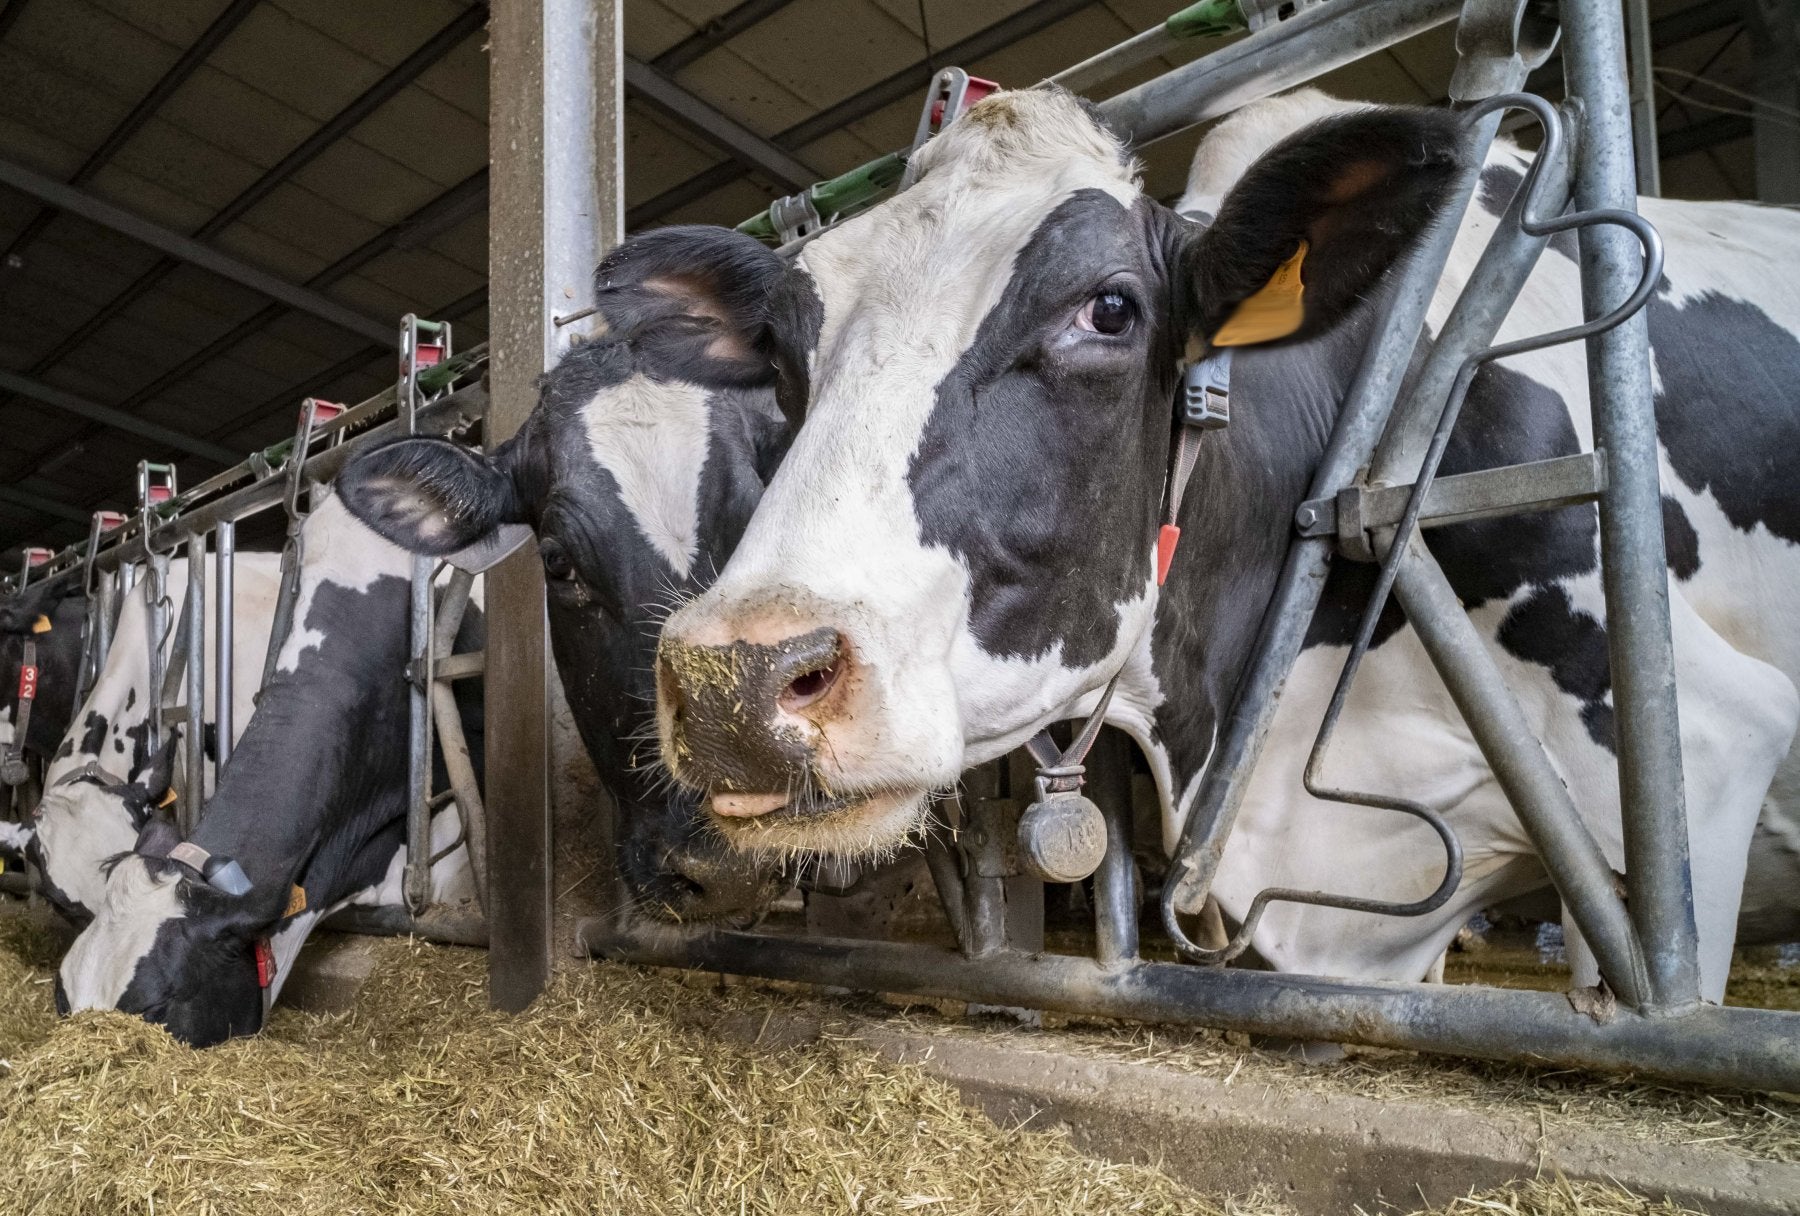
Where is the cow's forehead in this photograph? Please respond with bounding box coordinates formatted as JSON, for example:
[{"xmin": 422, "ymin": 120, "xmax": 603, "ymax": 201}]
[{"xmin": 796, "ymin": 90, "xmax": 1140, "ymax": 339}]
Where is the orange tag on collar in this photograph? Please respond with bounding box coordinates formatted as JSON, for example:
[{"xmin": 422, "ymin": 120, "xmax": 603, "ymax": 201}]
[
  {"xmin": 1212, "ymin": 241, "xmax": 1308, "ymax": 347},
  {"xmin": 157, "ymin": 788, "xmax": 177, "ymax": 809},
  {"xmin": 284, "ymin": 884, "xmax": 307, "ymax": 918},
  {"xmin": 31, "ymin": 615, "xmax": 51, "ymax": 634}
]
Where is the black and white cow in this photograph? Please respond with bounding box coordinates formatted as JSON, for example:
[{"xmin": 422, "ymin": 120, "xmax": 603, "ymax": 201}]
[
  {"xmin": 0, "ymin": 578, "xmax": 86, "ymax": 776},
  {"xmin": 56, "ymin": 491, "xmax": 476, "ymax": 1047},
  {"xmin": 631, "ymin": 87, "xmax": 1797, "ymax": 999},
  {"xmin": 338, "ymin": 226, "xmax": 794, "ymax": 924},
  {"xmin": 28, "ymin": 553, "xmax": 282, "ymax": 923}
]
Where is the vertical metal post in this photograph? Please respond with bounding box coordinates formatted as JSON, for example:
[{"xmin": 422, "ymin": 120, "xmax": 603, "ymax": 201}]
[
  {"xmin": 1623, "ymin": 0, "xmax": 1660, "ymax": 198},
  {"xmin": 1746, "ymin": 0, "xmax": 1800, "ymax": 204},
  {"xmin": 183, "ymin": 535, "xmax": 205, "ymax": 831},
  {"xmin": 1090, "ymin": 729, "xmax": 1139, "ymax": 966},
  {"xmin": 487, "ymin": 0, "xmax": 623, "ymax": 1010},
  {"xmin": 214, "ymin": 521, "xmax": 234, "ymax": 775},
  {"xmin": 1562, "ymin": 0, "xmax": 1698, "ymax": 1014}
]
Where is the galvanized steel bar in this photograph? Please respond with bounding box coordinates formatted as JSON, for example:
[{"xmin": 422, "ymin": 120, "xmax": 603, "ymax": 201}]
[
  {"xmin": 1091, "ymin": 729, "xmax": 1139, "ymax": 966},
  {"xmin": 1388, "ymin": 538, "xmax": 1646, "ymax": 1005},
  {"xmin": 183, "ymin": 536, "xmax": 205, "ymax": 830},
  {"xmin": 586, "ymin": 925, "xmax": 1800, "ymax": 1093},
  {"xmin": 486, "ymin": 0, "xmax": 622, "ymax": 1011},
  {"xmin": 1164, "ymin": 111, "xmax": 1504, "ymax": 925},
  {"xmin": 214, "ymin": 521, "xmax": 234, "ymax": 775},
  {"xmin": 1561, "ymin": 0, "xmax": 1700, "ymax": 1013},
  {"xmin": 1624, "ymin": 0, "xmax": 1661, "ymax": 197},
  {"xmin": 1097, "ymin": 0, "xmax": 1459, "ymax": 148}
]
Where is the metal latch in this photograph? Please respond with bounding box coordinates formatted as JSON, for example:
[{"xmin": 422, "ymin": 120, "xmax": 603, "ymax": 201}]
[
  {"xmin": 899, "ymin": 67, "xmax": 1000, "ymax": 189},
  {"xmin": 1180, "ymin": 349, "xmax": 1232, "ymax": 429}
]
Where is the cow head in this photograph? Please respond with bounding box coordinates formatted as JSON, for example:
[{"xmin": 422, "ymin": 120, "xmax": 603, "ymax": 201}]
[
  {"xmin": 57, "ymin": 817, "xmax": 274, "ymax": 1047},
  {"xmin": 338, "ymin": 226, "xmax": 794, "ymax": 922},
  {"xmin": 653, "ymin": 88, "xmax": 1466, "ymax": 859},
  {"xmin": 31, "ymin": 727, "xmax": 180, "ymax": 922}
]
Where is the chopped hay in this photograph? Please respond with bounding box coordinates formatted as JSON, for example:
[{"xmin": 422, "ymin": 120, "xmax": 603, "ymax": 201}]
[
  {"xmin": 0, "ymin": 924, "xmax": 1775, "ymax": 1216},
  {"xmin": 0, "ymin": 936, "xmax": 1212, "ymax": 1216}
]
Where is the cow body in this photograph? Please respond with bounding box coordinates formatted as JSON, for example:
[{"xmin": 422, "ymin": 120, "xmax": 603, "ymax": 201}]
[
  {"xmin": 339, "ymin": 226, "xmax": 795, "ymax": 924},
  {"xmin": 0, "ymin": 579, "xmax": 86, "ymax": 769},
  {"xmin": 57, "ymin": 492, "xmax": 477, "ymax": 1046},
  {"xmin": 30, "ymin": 553, "xmax": 281, "ymax": 922},
  {"xmin": 652, "ymin": 87, "xmax": 1800, "ymax": 999}
]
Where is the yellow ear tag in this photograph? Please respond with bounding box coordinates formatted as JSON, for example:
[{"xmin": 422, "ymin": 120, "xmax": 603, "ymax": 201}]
[
  {"xmin": 284, "ymin": 884, "xmax": 307, "ymax": 917},
  {"xmin": 157, "ymin": 788, "xmax": 177, "ymax": 809},
  {"xmin": 31, "ymin": 615, "xmax": 51, "ymax": 634},
  {"xmin": 1211, "ymin": 240, "xmax": 1309, "ymax": 347}
]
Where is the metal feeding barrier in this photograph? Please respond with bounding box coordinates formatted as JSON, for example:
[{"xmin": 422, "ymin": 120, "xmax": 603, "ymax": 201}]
[
  {"xmin": 0, "ymin": 322, "xmax": 492, "ymax": 946},
  {"xmin": 582, "ymin": 0, "xmax": 1800, "ymax": 1093}
]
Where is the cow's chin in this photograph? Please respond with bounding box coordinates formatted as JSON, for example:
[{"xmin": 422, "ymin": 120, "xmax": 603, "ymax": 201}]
[{"xmin": 708, "ymin": 787, "xmax": 927, "ymax": 862}]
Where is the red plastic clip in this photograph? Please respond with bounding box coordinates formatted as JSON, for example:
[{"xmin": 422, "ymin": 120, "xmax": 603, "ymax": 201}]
[
  {"xmin": 931, "ymin": 74, "xmax": 999, "ymax": 126},
  {"xmin": 413, "ymin": 343, "xmax": 445, "ymax": 369},
  {"xmin": 1155, "ymin": 524, "xmax": 1181, "ymax": 586},
  {"xmin": 255, "ymin": 937, "xmax": 275, "ymax": 988},
  {"xmin": 146, "ymin": 485, "xmax": 174, "ymax": 505},
  {"xmin": 95, "ymin": 512, "xmax": 128, "ymax": 532},
  {"xmin": 305, "ymin": 399, "xmax": 346, "ymax": 426},
  {"xmin": 23, "ymin": 547, "xmax": 52, "ymax": 567},
  {"xmin": 17, "ymin": 665, "xmax": 37, "ymax": 701}
]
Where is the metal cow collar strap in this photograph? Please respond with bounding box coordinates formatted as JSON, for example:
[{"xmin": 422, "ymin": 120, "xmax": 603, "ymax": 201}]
[{"xmin": 1015, "ymin": 351, "xmax": 1233, "ymax": 881}]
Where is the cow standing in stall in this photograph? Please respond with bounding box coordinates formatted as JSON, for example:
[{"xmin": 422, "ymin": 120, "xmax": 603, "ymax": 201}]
[
  {"xmin": 0, "ymin": 578, "xmax": 86, "ymax": 854},
  {"xmin": 607, "ymin": 88, "xmax": 1797, "ymax": 998},
  {"xmin": 28, "ymin": 553, "xmax": 282, "ymax": 922},
  {"xmin": 57, "ymin": 492, "xmax": 477, "ymax": 1046},
  {"xmin": 340, "ymin": 226, "xmax": 795, "ymax": 924}
]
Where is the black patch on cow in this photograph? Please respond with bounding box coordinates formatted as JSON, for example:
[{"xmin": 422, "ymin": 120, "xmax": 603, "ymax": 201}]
[
  {"xmin": 1648, "ymin": 288, "xmax": 1800, "ymax": 546},
  {"xmin": 125, "ymin": 687, "xmax": 137, "ymax": 712},
  {"xmin": 112, "ymin": 737, "xmax": 124, "ymax": 755},
  {"xmin": 1476, "ymin": 163, "xmax": 1579, "ymax": 263},
  {"xmin": 1497, "ymin": 585, "xmax": 1616, "ymax": 750},
  {"xmin": 909, "ymin": 190, "xmax": 1174, "ymax": 667},
  {"xmin": 1663, "ymin": 495, "xmax": 1701, "ymax": 580},
  {"xmin": 78, "ymin": 711, "xmax": 108, "ymax": 756}
]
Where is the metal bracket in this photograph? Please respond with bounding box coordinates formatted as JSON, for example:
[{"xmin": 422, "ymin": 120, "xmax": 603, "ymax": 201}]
[
  {"xmin": 1451, "ymin": 0, "xmax": 1560, "ymax": 101},
  {"xmin": 769, "ymin": 191, "xmax": 826, "ymax": 245},
  {"xmin": 1295, "ymin": 452, "xmax": 1608, "ymax": 551},
  {"xmin": 899, "ymin": 68, "xmax": 1000, "ymax": 189}
]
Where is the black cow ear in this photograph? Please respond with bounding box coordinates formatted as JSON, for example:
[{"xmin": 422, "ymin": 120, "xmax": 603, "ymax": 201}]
[
  {"xmin": 1185, "ymin": 105, "xmax": 1468, "ymax": 348},
  {"xmin": 144, "ymin": 731, "xmax": 180, "ymax": 804},
  {"xmin": 135, "ymin": 815, "xmax": 181, "ymax": 859},
  {"xmin": 593, "ymin": 224, "xmax": 785, "ymax": 386},
  {"xmin": 337, "ymin": 435, "xmax": 525, "ymax": 556}
]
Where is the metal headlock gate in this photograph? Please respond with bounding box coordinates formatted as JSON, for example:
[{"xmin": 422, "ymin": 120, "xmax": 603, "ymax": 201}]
[
  {"xmin": 579, "ymin": 0, "xmax": 1800, "ymax": 1094},
  {"xmin": 0, "ymin": 320, "xmax": 493, "ymax": 945}
]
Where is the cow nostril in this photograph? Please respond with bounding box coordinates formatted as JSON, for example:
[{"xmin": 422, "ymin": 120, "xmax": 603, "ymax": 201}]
[{"xmin": 779, "ymin": 655, "xmax": 842, "ymax": 712}]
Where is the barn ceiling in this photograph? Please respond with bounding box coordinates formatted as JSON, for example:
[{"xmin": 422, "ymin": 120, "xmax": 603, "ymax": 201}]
[{"xmin": 0, "ymin": 0, "xmax": 1767, "ymax": 563}]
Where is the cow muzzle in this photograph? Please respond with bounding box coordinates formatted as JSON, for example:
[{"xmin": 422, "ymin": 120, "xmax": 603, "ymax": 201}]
[{"xmin": 657, "ymin": 625, "xmax": 846, "ymax": 798}]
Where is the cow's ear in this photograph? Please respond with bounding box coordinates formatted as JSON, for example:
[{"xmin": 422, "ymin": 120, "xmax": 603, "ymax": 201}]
[
  {"xmin": 336, "ymin": 435, "xmax": 525, "ymax": 556},
  {"xmin": 593, "ymin": 224, "xmax": 784, "ymax": 386},
  {"xmin": 1185, "ymin": 106, "xmax": 1467, "ymax": 348}
]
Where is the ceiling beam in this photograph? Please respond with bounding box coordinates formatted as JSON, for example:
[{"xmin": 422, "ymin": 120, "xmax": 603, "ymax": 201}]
[
  {"xmin": 0, "ymin": 483, "xmax": 91, "ymax": 526},
  {"xmin": 628, "ymin": 0, "xmax": 1096, "ymax": 229},
  {"xmin": 0, "ymin": 3, "xmax": 490, "ymax": 418},
  {"xmin": 0, "ymin": 368, "xmax": 237, "ymax": 463},
  {"xmin": 651, "ymin": 0, "xmax": 798, "ymax": 73},
  {"xmin": 0, "ymin": 0, "xmax": 263, "ymax": 268},
  {"xmin": 0, "ymin": 155, "xmax": 394, "ymax": 344},
  {"xmin": 625, "ymin": 57, "xmax": 818, "ymax": 191},
  {"xmin": 3, "ymin": 168, "xmax": 490, "ymax": 485}
]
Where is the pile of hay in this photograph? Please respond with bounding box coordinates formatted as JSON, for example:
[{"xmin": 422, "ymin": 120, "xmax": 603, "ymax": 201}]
[{"xmin": 0, "ymin": 920, "xmax": 1731, "ymax": 1216}]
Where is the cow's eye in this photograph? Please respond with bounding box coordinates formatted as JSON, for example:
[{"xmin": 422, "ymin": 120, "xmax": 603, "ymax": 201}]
[
  {"xmin": 1076, "ymin": 291, "xmax": 1135, "ymax": 335},
  {"xmin": 539, "ymin": 538, "xmax": 575, "ymax": 581}
]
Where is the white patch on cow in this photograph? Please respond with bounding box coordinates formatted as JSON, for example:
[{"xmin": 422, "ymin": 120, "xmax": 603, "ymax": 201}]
[
  {"xmin": 264, "ymin": 908, "xmax": 322, "ymax": 1007},
  {"xmin": 0, "ymin": 821, "xmax": 30, "ymax": 852},
  {"xmin": 35, "ymin": 555, "xmax": 281, "ymax": 917},
  {"xmin": 277, "ymin": 492, "xmax": 410, "ymax": 674},
  {"xmin": 664, "ymin": 88, "xmax": 1145, "ymax": 831},
  {"xmin": 59, "ymin": 856, "xmax": 185, "ymax": 1010},
  {"xmin": 581, "ymin": 374, "xmax": 711, "ymax": 578},
  {"xmin": 346, "ymin": 805, "xmax": 477, "ymax": 909}
]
